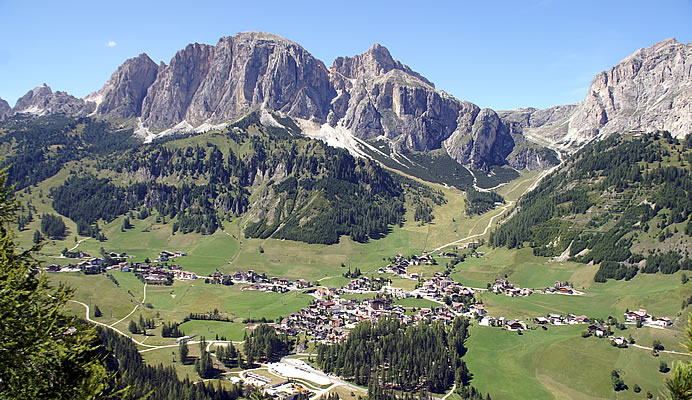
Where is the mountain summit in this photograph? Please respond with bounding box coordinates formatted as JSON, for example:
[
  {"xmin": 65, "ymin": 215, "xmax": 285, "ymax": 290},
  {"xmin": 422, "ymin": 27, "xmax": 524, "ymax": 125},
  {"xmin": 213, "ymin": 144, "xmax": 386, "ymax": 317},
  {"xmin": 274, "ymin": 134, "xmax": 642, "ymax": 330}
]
[
  {"xmin": 5, "ymin": 33, "xmax": 690, "ymax": 170},
  {"xmin": 502, "ymin": 38, "xmax": 692, "ymax": 151}
]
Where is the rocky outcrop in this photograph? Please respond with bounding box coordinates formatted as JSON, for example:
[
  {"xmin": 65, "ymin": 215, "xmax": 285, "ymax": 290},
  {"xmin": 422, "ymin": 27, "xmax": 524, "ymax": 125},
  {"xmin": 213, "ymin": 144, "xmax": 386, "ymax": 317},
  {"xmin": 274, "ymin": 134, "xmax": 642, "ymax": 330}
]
[
  {"xmin": 506, "ymin": 38, "xmax": 692, "ymax": 151},
  {"xmin": 140, "ymin": 32, "xmax": 335, "ymax": 129},
  {"xmin": 444, "ymin": 108, "xmax": 515, "ymax": 170},
  {"xmin": 86, "ymin": 53, "xmax": 159, "ymax": 118},
  {"xmin": 140, "ymin": 43, "xmax": 215, "ymax": 128},
  {"xmin": 328, "ymin": 44, "xmax": 518, "ymax": 169},
  {"xmin": 570, "ymin": 38, "xmax": 691, "ymax": 141},
  {"xmin": 12, "ymin": 84, "xmax": 94, "ymax": 117},
  {"xmin": 0, "ymin": 97, "xmax": 9, "ymax": 120}
]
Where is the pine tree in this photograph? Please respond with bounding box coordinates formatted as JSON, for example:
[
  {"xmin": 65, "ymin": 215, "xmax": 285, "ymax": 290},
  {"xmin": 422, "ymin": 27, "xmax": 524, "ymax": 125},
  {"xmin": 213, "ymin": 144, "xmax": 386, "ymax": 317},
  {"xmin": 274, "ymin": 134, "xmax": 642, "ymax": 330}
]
[
  {"xmin": 179, "ymin": 341, "xmax": 190, "ymax": 364},
  {"xmin": 0, "ymin": 170, "xmax": 111, "ymax": 398}
]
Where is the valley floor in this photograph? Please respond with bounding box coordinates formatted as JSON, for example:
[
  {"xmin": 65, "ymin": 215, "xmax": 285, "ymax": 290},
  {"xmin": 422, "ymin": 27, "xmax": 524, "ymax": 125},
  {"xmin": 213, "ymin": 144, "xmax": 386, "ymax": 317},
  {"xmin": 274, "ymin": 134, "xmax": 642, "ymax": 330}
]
[{"xmin": 42, "ymin": 168, "xmax": 692, "ymax": 400}]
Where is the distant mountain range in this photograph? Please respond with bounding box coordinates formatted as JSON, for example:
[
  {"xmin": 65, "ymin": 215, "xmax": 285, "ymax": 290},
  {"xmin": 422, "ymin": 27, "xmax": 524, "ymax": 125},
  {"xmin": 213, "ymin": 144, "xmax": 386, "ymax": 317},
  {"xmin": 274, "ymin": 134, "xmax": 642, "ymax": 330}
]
[{"xmin": 1, "ymin": 33, "xmax": 690, "ymax": 171}]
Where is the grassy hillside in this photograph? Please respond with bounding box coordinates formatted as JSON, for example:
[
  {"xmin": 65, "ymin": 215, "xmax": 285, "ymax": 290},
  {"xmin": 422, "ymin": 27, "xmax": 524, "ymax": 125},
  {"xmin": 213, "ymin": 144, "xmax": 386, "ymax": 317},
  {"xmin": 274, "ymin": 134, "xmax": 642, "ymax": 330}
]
[{"xmin": 465, "ymin": 325, "xmax": 688, "ymax": 400}]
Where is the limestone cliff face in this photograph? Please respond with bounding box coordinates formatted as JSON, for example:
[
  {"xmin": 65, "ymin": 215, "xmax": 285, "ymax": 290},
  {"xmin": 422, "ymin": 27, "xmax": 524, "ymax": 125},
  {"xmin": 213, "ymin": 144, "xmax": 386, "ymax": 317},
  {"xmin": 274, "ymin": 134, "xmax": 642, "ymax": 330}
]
[
  {"xmin": 329, "ymin": 43, "xmax": 517, "ymax": 169},
  {"xmin": 444, "ymin": 108, "xmax": 515, "ymax": 170},
  {"xmin": 86, "ymin": 53, "xmax": 159, "ymax": 118},
  {"xmin": 570, "ymin": 38, "xmax": 692, "ymax": 140},
  {"xmin": 505, "ymin": 38, "xmax": 692, "ymax": 151},
  {"xmin": 12, "ymin": 84, "xmax": 94, "ymax": 117},
  {"xmin": 140, "ymin": 32, "xmax": 335, "ymax": 129},
  {"xmin": 0, "ymin": 97, "xmax": 9, "ymax": 120}
]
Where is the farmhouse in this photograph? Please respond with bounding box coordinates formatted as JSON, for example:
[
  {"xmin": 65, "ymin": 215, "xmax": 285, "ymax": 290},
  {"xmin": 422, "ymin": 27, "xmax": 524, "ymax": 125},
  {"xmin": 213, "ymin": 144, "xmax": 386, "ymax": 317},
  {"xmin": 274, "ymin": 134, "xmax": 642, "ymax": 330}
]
[
  {"xmin": 588, "ymin": 324, "xmax": 608, "ymax": 337},
  {"xmin": 624, "ymin": 309, "xmax": 651, "ymax": 323}
]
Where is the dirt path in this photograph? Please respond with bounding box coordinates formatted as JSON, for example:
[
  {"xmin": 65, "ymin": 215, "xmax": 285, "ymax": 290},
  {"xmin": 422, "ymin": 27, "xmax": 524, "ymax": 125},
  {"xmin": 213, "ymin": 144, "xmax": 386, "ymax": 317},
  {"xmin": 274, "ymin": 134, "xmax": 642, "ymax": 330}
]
[
  {"xmin": 110, "ymin": 283, "xmax": 147, "ymax": 327},
  {"xmin": 430, "ymin": 163, "xmax": 560, "ymax": 253},
  {"xmin": 631, "ymin": 343, "xmax": 691, "ymax": 356},
  {"xmin": 68, "ymin": 237, "xmax": 90, "ymax": 252}
]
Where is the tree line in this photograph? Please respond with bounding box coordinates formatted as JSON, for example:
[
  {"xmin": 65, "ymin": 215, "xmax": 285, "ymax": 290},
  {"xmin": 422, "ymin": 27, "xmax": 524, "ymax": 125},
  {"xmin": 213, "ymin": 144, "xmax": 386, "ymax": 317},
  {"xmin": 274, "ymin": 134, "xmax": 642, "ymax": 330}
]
[{"xmin": 316, "ymin": 316, "xmax": 479, "ymax": 396}]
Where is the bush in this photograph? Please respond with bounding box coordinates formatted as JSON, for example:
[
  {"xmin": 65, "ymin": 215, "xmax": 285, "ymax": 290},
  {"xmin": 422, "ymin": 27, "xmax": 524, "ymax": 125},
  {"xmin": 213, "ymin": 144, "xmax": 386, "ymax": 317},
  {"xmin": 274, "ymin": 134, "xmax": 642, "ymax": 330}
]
[
  {"xmin": 659, "ymin": 361, "xmax": 670, "ymax": 373},
  {"xmin": 611, "ymin": 370, "xmax": 627, "ymax": 391}
]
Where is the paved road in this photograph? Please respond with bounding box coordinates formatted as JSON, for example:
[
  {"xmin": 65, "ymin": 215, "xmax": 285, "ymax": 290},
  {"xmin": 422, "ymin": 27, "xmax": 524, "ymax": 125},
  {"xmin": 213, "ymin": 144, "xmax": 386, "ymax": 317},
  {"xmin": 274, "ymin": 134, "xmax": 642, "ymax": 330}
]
[{"xmin": 70, "ymin": 298, "xmax": 241, "ymax": 352}]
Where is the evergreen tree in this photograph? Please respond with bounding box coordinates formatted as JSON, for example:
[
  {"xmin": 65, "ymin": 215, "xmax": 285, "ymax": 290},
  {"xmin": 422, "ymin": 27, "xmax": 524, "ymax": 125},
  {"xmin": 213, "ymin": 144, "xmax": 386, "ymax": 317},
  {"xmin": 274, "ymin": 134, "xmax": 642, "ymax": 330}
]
[{"xmin": 0, "ymin": 170, "xmax": 111, "ymax": 398}]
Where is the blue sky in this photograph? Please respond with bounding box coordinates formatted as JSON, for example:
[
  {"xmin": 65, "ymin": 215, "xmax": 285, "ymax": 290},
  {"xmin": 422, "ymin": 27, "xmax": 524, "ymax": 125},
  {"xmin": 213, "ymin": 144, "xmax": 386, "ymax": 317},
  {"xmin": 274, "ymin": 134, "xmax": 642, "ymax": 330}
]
[{"xmin": 0, "ymin": 0, "xmax": 690, "ymax": 110}]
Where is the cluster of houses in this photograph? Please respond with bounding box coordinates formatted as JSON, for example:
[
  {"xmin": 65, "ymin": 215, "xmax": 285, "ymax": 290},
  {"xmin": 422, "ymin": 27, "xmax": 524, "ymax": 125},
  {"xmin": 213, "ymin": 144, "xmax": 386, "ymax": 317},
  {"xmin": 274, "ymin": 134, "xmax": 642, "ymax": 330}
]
[
  {"xmin": 477, "ymin": 316, "xmax": 527, "ymax": 331},
  {"xmin": 418, "ymin": 274, "xmax": 474, "ymax": 304},
  {"xmin": 342, "ymin": 276, "xmax": 387, "ymax": 292},
  {"xmin": 492, "ymin": 279, "xmax": 533, "ymax": 297},
  {"xmin": 544, "ymin": 281, "xmax": 576, "ymax": 295},
  {"xmin": 206, "ymin": 270, "xmax": 312, "ymax": 293},
  {"xmin": 534, "ymin": 313, "xmax": 590, "ymax": 326},
  {"xmin": 47, "ymin": 255, "xmax": 199, "ymax": 283},
  {"xmin": 125, "ymin": 263, "xmax": 198, "ymax": 284},
  {"xmin": 382, "ymin": 252, "xmax": 435, "ymax": 277},
  {"xmin": 154, "ymin": 250, "xmax": 186, "ymax": 262},
  {"xmin": 275, "ymin": 294, "xmax": 462, "ymax": 343},
  {"xmin": 624, "ymin": 308, "xmax": 672, "ymax": 327}
]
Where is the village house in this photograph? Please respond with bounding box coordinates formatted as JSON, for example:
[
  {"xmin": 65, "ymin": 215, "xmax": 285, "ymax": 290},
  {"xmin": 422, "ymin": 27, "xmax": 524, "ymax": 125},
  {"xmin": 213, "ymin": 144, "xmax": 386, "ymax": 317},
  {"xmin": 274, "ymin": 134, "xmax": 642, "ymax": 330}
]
[
  {"xmin": 613, "ymin": 336, "xmax": 628, "ymax": 346},
  {"xmin": 506, "ymin": 320, "xmax": 526, "ymax": 331},
  {"xmin": 588, "ymin": 323, "xmax": 608, "ymax": 337},
  {"xmin": 624, "ymin": 309, "xmax": 651, "ymax": 323}
]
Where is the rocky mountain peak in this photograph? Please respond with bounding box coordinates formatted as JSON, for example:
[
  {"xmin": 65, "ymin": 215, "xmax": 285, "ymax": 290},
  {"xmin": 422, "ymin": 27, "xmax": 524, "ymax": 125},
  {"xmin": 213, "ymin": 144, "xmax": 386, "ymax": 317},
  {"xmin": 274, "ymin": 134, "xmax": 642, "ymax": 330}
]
[
  {"xmin": 0, "ymin": 97, "xmax": 10, "ymax": 120},
  {"xmin": 13, "ymin": 84, "xmax": 94, "ymax": 116},
  {"xmin": 140, "ymin": 31, "xmax": 335, "ymax": 129},
  {"xmin": 86, "ymin": 53, "xmax": 159, "ymax": 118},
  {"xmin": 331, "ymin": 44, "xmax": 433, "ymax": 88},
  {"xmin": 503, "ymin": 38, "xmax": 692, "ymax": 152}
]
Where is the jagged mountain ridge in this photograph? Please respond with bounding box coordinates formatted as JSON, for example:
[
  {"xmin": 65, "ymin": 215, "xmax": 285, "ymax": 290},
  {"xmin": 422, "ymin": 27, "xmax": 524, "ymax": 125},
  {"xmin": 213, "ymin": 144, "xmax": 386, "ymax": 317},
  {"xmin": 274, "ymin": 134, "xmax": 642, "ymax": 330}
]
[
  {"xmin": 503, "ymin": 38, "xmax": 692, "ymax": 151},
  {"xmin": 4, "ymin": 32, "xmax": 545, "ymax": 171},
  {"xmin": 6, "ymin": 34, "xmax": 689, "ymax": 170}
]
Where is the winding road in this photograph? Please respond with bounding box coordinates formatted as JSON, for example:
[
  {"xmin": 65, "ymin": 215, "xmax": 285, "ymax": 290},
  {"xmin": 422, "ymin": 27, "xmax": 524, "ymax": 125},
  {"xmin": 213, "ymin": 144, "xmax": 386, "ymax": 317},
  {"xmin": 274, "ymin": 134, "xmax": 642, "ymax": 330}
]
[
  {"xmin": 69, "ymin": 287, "xmax": 240, "ymax": 353},
  {"xmin": 430, "ymin": 160, "xmax": 560, "ymax": 254}
]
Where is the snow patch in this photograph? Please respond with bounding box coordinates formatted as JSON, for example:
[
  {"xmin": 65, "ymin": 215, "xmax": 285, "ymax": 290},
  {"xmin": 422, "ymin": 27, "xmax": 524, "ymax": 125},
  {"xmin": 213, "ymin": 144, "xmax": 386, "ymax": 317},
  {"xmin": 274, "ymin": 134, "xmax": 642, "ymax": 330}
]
[
  {"xmin": 20, "ymin": 105, "xmax": 44, "ymax": 115},
  {"xmin": 150, "ymin": 120, "xmax": 194, "ymax": 142}
]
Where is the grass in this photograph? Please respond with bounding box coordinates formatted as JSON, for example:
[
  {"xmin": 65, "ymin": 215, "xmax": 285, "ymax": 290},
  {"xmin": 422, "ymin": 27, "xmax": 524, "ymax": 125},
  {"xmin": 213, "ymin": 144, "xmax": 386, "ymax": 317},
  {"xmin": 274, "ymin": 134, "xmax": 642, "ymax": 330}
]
[
  {"xmin": 34, "ymin": 162, "xmax": 692, "ymax": 397},
  {"xmin": 465, "ymin": 324, "xmax": 688, "ymax": 400},
  {"xmin": 178, "ymin": 320, "xmax": 248, "ymax": 342},
  {"xmin": 144, "ymin": 281, "xmax": 313, "ymax": 322},
  {"xmin": 47, "ymin": 272, "xmax": 140, "ymax": 324}
]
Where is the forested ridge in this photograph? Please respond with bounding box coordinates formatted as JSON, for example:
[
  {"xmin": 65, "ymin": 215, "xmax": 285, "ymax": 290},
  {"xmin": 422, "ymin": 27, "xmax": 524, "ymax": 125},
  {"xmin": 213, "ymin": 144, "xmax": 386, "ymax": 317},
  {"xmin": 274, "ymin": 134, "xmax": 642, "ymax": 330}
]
[
  {"xmin": 490, "ymin": 132, "xmax": 692, "ymax": 282},
  {"xmin": 0, "ymin": 114, "xmax": 138, "ymax": 190},
  {"xmin": 317, "ymin": 316, "xmax": 488, "ymax": 399},
  {"xmin": 0, "ymin": 113, "xmax": 442, "ymax": 244},
  {"xmin": 97, "ymin": 327, "xmax": 241, "ymax": 400}
]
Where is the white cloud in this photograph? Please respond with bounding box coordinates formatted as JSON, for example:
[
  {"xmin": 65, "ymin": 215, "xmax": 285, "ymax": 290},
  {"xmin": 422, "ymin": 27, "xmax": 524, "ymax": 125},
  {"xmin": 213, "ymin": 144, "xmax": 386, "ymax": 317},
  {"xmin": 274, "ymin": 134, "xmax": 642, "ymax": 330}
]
[{"xmin": 105, "ymin": 41, "xmax": 117, "ymax": 48}]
